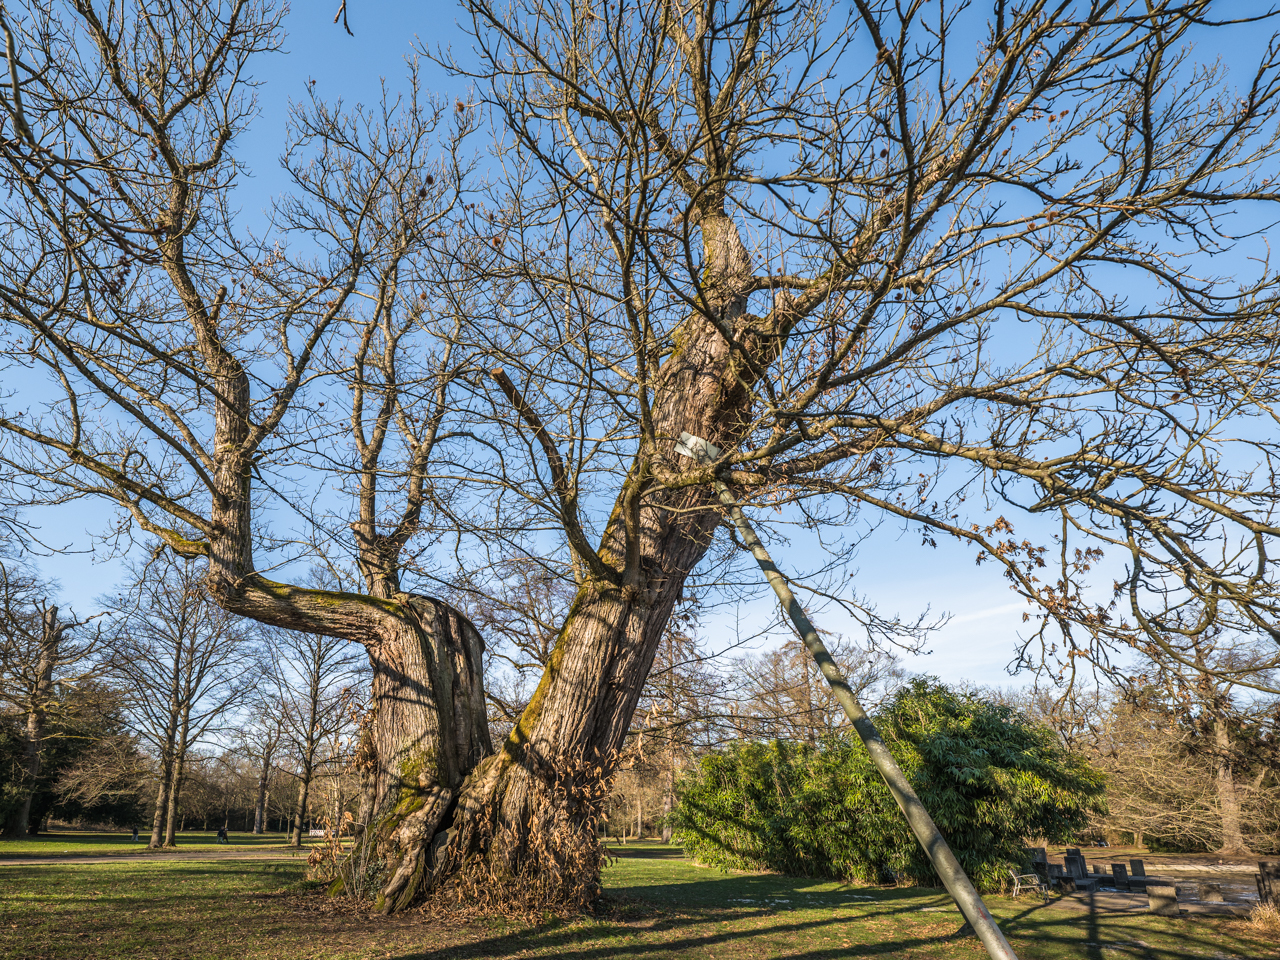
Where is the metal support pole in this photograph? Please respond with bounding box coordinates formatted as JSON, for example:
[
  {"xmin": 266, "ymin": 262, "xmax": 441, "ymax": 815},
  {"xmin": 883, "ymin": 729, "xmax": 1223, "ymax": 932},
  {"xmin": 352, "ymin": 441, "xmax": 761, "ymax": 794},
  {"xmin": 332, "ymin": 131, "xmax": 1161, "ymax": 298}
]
[{"xmin": 677, "ymin": 433, "xmax": 1018, "ymax": 960}]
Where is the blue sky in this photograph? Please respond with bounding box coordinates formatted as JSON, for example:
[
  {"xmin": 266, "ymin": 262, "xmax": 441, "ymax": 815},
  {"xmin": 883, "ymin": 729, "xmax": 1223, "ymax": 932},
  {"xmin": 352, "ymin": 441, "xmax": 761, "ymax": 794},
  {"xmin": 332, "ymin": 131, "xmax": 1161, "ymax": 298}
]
[{"xmin": 15, "ymin": 1, "xmax": 1279, "ymax": 691}]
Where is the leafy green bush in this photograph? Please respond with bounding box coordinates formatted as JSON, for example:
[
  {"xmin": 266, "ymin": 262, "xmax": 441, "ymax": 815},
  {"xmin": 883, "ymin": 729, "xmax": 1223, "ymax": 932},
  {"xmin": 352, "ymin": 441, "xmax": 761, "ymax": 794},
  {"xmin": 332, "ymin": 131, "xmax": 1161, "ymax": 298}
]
[{"xmin": 671, "ymin": 679, "xmax": 1105, "ymax": 891}]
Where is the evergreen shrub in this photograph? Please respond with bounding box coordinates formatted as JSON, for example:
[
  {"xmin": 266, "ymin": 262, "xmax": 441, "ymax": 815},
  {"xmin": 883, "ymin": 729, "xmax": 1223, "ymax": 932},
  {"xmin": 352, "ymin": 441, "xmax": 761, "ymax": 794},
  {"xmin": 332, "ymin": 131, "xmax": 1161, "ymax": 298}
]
[{"xmin": 671, "ymin": 679, "xmax": 1105, "ymax": 891}]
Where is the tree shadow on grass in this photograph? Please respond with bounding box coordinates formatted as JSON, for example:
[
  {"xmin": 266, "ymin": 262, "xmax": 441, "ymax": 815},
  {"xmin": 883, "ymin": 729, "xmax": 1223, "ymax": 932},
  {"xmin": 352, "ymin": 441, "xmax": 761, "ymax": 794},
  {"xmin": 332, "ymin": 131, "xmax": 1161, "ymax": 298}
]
[
  {"xmin": 388, "ymin": 910, "xmax": 969, "ymax": 960},
  {"xmin": 606, "ymin": 844, "xmax": 688, "ymax": 860},
  {"xmin": 386, "ymin": 873, "xmax": 976, "ymax": 960},
  {"xmin": 385, "ymin": 877, "xmax": 1266, "ymax": 960},
  {"xmin": 993, "ymin": 892, "xmax": 1258, "ymax": 960}
]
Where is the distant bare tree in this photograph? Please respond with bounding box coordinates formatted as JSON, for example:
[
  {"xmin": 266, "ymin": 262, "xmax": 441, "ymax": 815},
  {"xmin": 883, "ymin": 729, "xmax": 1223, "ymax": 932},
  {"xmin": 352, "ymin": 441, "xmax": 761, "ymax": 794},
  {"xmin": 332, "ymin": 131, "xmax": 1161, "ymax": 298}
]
[
  {"xmin": 733, "ymin": 639, "xmax": 903, "ymax": 745},
  {"xmin": 1122, "ymin": 639, "xmax": 1279, "ymax": 854},
  {"xmin": 50, "ymin": 692, "xmax": 149, "ymax": 823},
  {"xmin": 105, "ymin": 553, "xmax": 255, "ymax": 847},
  {"xmin": 238, "ymin": 700, "xmax": 286, "ymax": 835},
  {"xmin": 459, "ymin": 555, "xmax": 584, "ymax": 743},
  {"xmin": 0, "ymin": 559, "xmax": 101, "ymax": 836},
  {"xmin": 629, "ymin": 606, "xmax": 745, "ymax": 842},
  {"xmin": 264, "ymin": 627, "xmax": 362, "ymax": 847},
  {"xmin": 1020, "ymin": 680, "xmax": 1279, "ymax": 852}
]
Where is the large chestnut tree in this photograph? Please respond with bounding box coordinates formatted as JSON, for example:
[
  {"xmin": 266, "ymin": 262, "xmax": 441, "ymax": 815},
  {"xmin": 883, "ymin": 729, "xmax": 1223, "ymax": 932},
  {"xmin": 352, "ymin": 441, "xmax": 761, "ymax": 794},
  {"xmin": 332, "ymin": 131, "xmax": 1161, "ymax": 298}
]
[{"xmin": 1, "ymin": 0, "xmax": 1279, "ymax": 911}]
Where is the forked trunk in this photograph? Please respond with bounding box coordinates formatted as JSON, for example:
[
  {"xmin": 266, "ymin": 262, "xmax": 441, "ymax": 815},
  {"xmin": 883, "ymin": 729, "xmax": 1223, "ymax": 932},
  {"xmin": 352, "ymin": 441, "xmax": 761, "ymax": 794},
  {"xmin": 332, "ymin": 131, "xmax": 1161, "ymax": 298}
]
[
  {"xmin": 192, "ymin": 203, "xmax": 758, "ymax": 913},
  {"xmin": 342, "ymin": 214, "xmax": 762, "ymax": 911}
]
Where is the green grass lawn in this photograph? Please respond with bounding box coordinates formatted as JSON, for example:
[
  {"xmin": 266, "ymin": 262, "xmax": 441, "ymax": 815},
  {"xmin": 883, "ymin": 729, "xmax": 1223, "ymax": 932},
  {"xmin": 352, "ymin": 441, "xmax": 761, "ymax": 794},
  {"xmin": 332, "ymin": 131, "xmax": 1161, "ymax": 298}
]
[
  {"xmin": 0, "ymin": 842, "xmax": 1273, "ymax": 959},
  {"xmin": 0, "ymin": 828, "xmax": 309, "ymax": 857}
]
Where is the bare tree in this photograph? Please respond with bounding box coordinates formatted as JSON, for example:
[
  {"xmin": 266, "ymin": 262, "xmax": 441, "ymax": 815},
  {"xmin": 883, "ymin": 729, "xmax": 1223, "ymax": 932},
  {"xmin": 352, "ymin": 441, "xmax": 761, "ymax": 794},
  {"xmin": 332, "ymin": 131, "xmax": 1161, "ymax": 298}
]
[
  {"xmin": 1123, "ymin": 638, "xmax": 1279, "ymax": 854},
  {"xmin": 0, "ymin": 559, "xmax": 100, "ymax": 836},
  {"xmin": 105, "ymin": 553, "xmax": 255, "ymax": 847},
  {"xmin": 265, "ymin": 626, "xmax": 361, "ymax": 847},
  {"xmin": 407, "ymin": 0, "xmax": 1280, "ymax": 905},
  {"xmin": 732, "ymin": 639, "xmax": 902, "ymax": 744},
  {"xmin": 3, "ymin": 0, "xmax": 1280, "ymax": 911},
  {"xmin": 238, "ymin": 698, "xmax": 285, "ymax": 835},
  {"xmin": 0, "ymin": 0, "xmax": 486, "ymax": 908},
  {"xmin": 630, "ymin": 606, "xmax": 746, "ymax": 842},
  {"xmin": 1018, "ymin": 680, "xmax": 1280, "ymax": 851}
]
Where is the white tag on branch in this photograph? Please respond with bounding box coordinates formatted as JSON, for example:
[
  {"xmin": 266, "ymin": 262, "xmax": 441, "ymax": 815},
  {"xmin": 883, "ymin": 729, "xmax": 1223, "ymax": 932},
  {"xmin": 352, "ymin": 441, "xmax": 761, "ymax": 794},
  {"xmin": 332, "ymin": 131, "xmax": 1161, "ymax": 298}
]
[{"xmin": 674, "ymin": 431, "xmax": 721, "ymax": 464}]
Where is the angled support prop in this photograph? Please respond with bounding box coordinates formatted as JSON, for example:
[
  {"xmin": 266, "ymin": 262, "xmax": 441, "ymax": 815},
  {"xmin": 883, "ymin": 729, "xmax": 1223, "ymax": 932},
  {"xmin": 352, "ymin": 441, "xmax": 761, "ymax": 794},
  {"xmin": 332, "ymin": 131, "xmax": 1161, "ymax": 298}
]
[{"xmin": 676, "ymin": 432, "xmax": 1019, "ymax": 960}]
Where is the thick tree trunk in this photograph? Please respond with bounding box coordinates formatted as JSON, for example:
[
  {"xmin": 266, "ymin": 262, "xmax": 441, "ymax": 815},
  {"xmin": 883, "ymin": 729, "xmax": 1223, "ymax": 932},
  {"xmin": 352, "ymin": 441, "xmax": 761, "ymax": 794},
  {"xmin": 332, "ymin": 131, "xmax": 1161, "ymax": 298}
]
[
  {"xmin": 187, "ymin": 199, "xmax": 760, "ymax": 913},
  {"xmin": 164, "ymin": 747, "xmax": 186, "ymax": 848},
  {"xmin": 427, "ymin": 301, "xmax": 759, "ymax": 909},
  {"xmin": 203, "ymin": 573, "xmax": 490, "ymax": 910},
  {"xmin": 290, "ymin": 772, "xmax": 310, "ymax": 848},
  {"xmin": 253, "ymin": 742, "xmax": 273, "ymax": 835},
  {"xmin": 346, "ymin": 217, "xmax": 764, "ymax": 912},
  {"xmin": 1214, "ymin": 718, "xmax": 1250, "ymax": 855},
  {"xmin": 341, "ymin": 600, "xmax": 490, "ymax": 912}
]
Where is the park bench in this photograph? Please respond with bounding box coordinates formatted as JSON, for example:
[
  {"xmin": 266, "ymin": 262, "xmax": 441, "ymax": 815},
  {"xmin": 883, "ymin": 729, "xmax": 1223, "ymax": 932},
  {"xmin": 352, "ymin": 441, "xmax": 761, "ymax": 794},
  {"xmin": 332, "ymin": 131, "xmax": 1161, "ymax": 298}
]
[{"xmin": 1008, "ymin": 868, "xmax": 1050, "ymax": 902}]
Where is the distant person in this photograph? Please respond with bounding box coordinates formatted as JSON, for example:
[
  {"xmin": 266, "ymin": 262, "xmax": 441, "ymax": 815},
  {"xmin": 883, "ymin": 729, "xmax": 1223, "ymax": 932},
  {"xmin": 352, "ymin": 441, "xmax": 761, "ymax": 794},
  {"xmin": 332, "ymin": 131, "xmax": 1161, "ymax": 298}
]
[
  {"xmin": 131, "ymin": 827, "xmax": 139, "ymax": 842},
  {"xmin": 216, "ymin": 826, "xmax": 228, "ymax": 844}
]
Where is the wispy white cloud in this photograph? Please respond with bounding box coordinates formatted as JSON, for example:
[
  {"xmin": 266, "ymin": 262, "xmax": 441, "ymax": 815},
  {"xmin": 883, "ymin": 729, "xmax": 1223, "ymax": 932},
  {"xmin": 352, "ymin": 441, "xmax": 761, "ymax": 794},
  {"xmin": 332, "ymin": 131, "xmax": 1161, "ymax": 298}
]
[{"xmin": 944, "ymin": 601, "xmax": 1029, "ymax": 627}]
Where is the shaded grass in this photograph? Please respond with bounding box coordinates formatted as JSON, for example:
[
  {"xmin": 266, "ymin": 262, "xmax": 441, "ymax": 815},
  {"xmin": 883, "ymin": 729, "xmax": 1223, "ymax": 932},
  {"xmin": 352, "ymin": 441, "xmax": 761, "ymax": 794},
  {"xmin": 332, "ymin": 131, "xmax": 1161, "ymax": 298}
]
[
  {"xmin": 0, "ymin": 829, "xmax": 308, "ymax": 858},
  {"xmin": 0, "ymin": 842, "xmax": 1273, "ymax": 959}
]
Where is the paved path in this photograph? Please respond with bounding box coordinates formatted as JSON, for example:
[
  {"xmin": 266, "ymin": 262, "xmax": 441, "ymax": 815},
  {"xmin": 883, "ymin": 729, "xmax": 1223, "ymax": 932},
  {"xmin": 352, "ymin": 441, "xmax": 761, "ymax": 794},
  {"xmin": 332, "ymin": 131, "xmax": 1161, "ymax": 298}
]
[
  {"xmin": 1049, "ymin": 889, "xmax": 1252, "ymax": 917},
  {"xmin": 0, "ymin": 848, "xmax": 306, "ymax": 867}
]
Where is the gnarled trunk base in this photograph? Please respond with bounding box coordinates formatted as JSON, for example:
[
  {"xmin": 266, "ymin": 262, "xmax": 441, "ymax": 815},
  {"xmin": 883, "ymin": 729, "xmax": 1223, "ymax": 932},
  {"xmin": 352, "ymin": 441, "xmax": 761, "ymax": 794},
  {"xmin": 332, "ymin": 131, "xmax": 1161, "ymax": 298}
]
[
  {"xmin": 432, "ymin": 747, "xmax": 613, "ymax": 915},
  {"xmin": 323, "ymin": 595, "xmax": 491, "ymax": 912},
  {"xmin": 337, "ymin": 583, "xmax": 698, "ymax": 914}
]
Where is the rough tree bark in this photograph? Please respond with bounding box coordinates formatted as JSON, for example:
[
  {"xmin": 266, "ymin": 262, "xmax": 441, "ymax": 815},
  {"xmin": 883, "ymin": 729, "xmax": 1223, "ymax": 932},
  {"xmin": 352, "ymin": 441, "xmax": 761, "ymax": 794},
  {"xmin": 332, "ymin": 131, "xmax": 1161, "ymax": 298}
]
[
  {"xmin": 1213, "ymin": 718, "xmax": 1250, "ymax": 855},
  {"xmin": 3, "ymin": 606, "xmax": 61, "ymax": 837}
]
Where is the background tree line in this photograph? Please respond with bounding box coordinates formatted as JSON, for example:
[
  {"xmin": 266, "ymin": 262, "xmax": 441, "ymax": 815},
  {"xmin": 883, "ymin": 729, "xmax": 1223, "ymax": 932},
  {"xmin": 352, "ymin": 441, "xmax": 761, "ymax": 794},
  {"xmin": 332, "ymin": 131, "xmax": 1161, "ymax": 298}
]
[
  {"xmin": 3, "ymin": 529, "xmax": 1276, "ymax": 875},
  {"xmin": 0, "ymin": 551, "xmax": 364, "ymax": 846}
]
